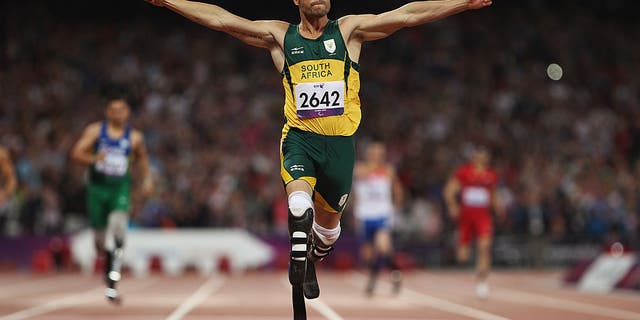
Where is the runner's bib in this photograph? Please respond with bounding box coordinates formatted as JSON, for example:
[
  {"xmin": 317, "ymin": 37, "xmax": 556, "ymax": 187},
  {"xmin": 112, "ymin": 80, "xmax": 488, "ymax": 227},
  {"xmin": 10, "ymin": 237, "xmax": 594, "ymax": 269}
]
[
  {"xmin": 462, "ymin": 187, "xmax": 490, "ymax": 207},
  {"xmin": 95, "ymin": 152, "xmax": 129, "ymax": 176},
  {"xmin": 295, "ymin": 81, "xmax": 345, "ymax": 119}
]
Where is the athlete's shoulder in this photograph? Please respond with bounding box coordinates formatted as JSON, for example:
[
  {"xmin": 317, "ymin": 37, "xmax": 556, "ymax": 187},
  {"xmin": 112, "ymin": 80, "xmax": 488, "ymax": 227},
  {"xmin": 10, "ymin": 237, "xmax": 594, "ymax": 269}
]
[
  {"xmin": 262, "ymin": 20, "xmax": 291, "ymax": 38},
  {"xmin": 264, "ymin": 20, "xmax": 291, "ymax": 34},
  {"xmin": 0, "ymin": 146, "xmax": 7, "ymax": 159},
  {"xmin": 337, "ymin": 15, "xmax": 363, "ymax": 35},
  {"xmin": 84, "ymin": 122, "xmax": 103, "ymax": 135},
  {"xmin": 337, "ymin": 15, "xmax": 368, "ymax": 28},
  {"xmin": 383, "ymin": 164, "xmax": 396, "ymax": 176},
  {"xmin": 86, "ymin": 121, "xmax": 102, "ymax": 128},
  {"xmin": 455, "ymin": 163, "xmax": 472, "ymax": 177},
  {"xmin": 130, "ymin": 129, "xmax": 145, "ymax": 143}
]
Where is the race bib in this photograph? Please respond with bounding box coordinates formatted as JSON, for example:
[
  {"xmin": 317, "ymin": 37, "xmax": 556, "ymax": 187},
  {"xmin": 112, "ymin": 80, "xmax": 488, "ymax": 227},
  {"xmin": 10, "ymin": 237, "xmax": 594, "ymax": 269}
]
[
  {"xmin": 462, "ymin": 187, "xmax": 490, "ymax": 207},
  {"xmin": 295, "ymin": 81, "xmax": 345, "ymax": 119},
  {"xmin": 95, "ymin": 153, "xmax": 129, "ymax": 176}
]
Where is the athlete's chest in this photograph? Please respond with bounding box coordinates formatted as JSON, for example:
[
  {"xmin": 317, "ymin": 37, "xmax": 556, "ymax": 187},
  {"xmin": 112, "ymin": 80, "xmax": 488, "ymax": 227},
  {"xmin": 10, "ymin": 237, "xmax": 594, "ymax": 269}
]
[
  {"xmin": 96, "ymin": 136, "xmax": 131, "ymax": 155},
  {"xmin": 284, "ymin": 23, "xmax": 345, "ymax": 65},
  {"xmin": 286, "ymin": 37, "xmax": 341, "ymax": 60},
  {"xmin": 461, "ymin": 169, "xmax": 495, "ymax": 187}
]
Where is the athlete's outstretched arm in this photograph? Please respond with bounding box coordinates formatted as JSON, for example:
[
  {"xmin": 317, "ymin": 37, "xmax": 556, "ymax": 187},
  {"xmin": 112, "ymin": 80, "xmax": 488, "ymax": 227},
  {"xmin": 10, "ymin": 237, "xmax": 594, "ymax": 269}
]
[
  {"xmin": 343, "ymin": 0, "xmax": 491, "ymax": 42},
  {"xmin": 145, "ymin": 0, "xmax": 285, "ymax": 49}
]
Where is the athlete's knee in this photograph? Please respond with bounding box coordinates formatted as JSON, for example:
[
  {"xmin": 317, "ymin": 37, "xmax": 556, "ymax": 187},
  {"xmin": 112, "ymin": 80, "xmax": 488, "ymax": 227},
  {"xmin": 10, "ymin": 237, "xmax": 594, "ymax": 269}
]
[
  {"xmin": 361, "ymin": 244, "xmax": 374, "ymax": 262},
  {"xmin": 288, "ymin": 190, "xmax": 313, "ymax": 218},
  {"xmin": 457, "ymin": 245, "xmax": 470, "ymax": 263},
  {"xmin": 477, "ymin": 237, "xmax": 492, "ymax": 254},
  {"xmin": 108, "ymin": 212, "xmax": 128, "ymax": 247},
  {"xmin": 375, "ymin": 230, "xmax": 392, "ymax": 253}
]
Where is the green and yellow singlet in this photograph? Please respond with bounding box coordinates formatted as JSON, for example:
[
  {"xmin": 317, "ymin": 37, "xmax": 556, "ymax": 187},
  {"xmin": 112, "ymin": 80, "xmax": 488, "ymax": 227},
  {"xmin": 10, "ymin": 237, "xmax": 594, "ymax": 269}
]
[{"xmin": 281, "ymin": 20, "xmax": 361, "ymax": 137}]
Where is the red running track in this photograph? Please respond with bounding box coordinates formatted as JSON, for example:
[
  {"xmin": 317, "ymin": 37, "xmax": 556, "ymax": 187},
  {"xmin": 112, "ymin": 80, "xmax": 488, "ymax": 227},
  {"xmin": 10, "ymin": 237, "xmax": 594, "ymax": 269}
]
[{"xmin": 0, "ymin": 270, "xmax": 639, "ymax": 320}]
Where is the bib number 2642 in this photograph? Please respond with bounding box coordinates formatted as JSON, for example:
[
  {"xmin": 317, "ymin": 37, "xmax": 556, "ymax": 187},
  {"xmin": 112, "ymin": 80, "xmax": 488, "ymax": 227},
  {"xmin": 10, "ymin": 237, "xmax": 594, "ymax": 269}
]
[{"xmin": 295, "ymin": 81, "xmax": 345, "ymax": 119}]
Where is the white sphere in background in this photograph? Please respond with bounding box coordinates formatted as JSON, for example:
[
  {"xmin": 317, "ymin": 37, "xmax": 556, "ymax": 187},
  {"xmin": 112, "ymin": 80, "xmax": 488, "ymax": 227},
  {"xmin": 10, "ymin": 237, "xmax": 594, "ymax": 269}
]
[{"xmin": 547, "ymin": 63, "xmax": 563, "ymax": 81}]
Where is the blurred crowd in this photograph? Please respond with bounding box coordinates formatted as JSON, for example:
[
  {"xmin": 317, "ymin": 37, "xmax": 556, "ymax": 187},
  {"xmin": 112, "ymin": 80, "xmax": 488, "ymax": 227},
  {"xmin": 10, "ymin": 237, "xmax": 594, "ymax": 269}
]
[{"xmin": 1, "ymin": 3, "xmax": 639, "ymax": 248}]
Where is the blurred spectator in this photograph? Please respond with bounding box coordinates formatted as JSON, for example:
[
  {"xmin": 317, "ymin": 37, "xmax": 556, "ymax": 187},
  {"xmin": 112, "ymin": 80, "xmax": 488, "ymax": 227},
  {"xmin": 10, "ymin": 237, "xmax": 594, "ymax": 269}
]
[{"xmin": 0, "ymin": 1, "xmax": 638, "ymax": 251}]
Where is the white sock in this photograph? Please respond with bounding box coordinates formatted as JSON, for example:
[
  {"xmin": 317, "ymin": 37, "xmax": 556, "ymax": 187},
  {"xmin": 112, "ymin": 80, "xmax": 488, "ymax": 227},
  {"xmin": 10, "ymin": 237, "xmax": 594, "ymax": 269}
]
[
  {"xmin": 288, "ymin": 191, "xmax": 313, "ymax": 218},
  {"xmin": 312, "ymin": 221, "xmax": 341, "ymax": 248}
]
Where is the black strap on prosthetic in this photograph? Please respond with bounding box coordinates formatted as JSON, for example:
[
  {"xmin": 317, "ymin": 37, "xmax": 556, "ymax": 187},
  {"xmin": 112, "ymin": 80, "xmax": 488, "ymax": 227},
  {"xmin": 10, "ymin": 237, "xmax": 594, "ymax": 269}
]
[{"xmin": 309, "ymin": 243, "xmax": 333, "ymax": 263}]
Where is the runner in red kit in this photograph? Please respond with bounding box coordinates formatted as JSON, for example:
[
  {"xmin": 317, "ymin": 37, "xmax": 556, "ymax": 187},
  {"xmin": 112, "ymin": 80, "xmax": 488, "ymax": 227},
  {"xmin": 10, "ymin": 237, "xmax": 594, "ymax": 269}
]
[{"xmin": 444, "ymin": 146, "xmax": 500, "ymax": 299}]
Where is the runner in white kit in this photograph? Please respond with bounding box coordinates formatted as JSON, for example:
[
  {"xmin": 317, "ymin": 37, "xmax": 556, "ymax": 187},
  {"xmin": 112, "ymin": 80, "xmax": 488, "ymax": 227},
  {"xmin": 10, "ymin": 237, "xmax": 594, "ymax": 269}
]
[{"xmin": 354, "ymin": 141, "xmax": 404, "ymax": 296}]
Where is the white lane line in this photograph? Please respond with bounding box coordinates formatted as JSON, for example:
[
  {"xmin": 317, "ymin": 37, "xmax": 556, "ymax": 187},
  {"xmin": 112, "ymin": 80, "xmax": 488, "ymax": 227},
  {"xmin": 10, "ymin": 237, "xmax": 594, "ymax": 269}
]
[
  {"xmin": 403, "ymin": 287, "xmax": 511, "ymax": 320},
  {"xmin": 493, "ymin": 287, "xmax": 640, "ymax": 320},
  {"xmin": 307, "ymin": 298, "xmax": 344, "ymax": 320},
  {"xmin": 0, "ymin": 287, "xmax": 101, "ymax": 320},
  {"xmin": 524, "ymin": 277, "xmax": 640, "ymax": 302},
  {"xmin": 165, "ymin": 276, "xmax": 226, "ymax": 320},
  {"xmin": 349, "ymin": 273, "xmax": 510, "ymax": 320},
  {"xmin": 0, "ymin": 278, "xmax": 159, "ymax": 320},
  {"xmin": 417, "ymin": 271, "xmax": 640, "ymax": 317},
  {"xmin": 280, "ymin": 277, "xmax": 344, "ymax": 320}
]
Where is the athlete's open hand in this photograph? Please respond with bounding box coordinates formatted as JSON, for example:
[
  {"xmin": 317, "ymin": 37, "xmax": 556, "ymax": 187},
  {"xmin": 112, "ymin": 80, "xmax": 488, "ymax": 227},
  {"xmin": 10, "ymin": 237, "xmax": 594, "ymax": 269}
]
[
  {"xmin": 145, "ymin": 0, "xmax": 166, "ymax": 7},
  {"xmin": 467, "ymin": 0, "xmax": 492, "ymax": 10}
]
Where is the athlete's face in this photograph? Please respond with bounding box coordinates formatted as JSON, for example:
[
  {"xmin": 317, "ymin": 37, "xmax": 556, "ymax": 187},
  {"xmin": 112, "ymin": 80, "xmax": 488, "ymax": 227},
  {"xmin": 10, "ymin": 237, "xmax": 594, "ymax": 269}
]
[
  {"xmin": 366, "ymin": 143, "xmax": 386, "ymax": 165},
  {"xmin": 106, "ymin": 99, "xmax": 130, "ymax": 126},
  {"xmin": 295, "ymin": 0, "xmax": 331, "ymax": 18},
  {"xmin": 472, "ymin": 149, "xmax": 490, "ymax": 167}
]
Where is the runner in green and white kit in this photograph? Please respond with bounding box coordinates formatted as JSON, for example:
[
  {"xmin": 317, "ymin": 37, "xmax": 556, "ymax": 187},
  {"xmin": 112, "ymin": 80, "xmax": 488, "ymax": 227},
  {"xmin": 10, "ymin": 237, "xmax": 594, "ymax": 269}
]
[{"xmin": 72, "ymin": 93, "xmax": 153, "ymax": 304}]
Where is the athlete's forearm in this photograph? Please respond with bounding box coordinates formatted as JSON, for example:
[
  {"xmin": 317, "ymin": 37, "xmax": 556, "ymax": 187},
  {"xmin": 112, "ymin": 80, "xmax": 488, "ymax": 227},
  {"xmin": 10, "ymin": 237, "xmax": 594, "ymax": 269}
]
[
  {"xmin": 71, "ymin": 151, "xmax": 99, "ymax": 166},
  {"xmin": 444, "ymin": 197, "xmax": 457, "ymax": 211},
  {"xmin": 443, "ymin": 180, "xmax": 459, "ymax": 210},
  {"xmin": 401, "ymin": 0, "xmax": 470, "ymax": 27},
  {"xmin": 162, "ymin": 0, "xmax": 238, "ymax": 32},
  {"xmin": 139, "ymin": 162, "xmax": 152, "ymax": 184},
  {"xmin": 392, "ymin": 178, "xmax": 404, "ymax": 208},
  {"xmin": 138, "ymin": 160, "xmax": 154, "ymax": 196},
  {"xmin": 136, "ymin": 145, "xmax": 153, "ymax": 185}
]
